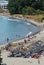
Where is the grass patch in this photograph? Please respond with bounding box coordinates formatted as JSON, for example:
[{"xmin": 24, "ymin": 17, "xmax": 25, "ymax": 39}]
[{"xmin": 24, "ymin": 14, "xmax": 44, "ymax": 22}]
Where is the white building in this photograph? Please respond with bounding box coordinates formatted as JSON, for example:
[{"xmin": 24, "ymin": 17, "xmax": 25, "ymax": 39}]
[{"xmin": 0, "ymin": 0, "xmax": 8, "ymax": 10}]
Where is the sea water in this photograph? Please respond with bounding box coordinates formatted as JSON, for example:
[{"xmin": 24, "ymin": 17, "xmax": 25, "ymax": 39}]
[{"xmin": 0, "ymin": 16, "xmax": 39, "ymax": 44}]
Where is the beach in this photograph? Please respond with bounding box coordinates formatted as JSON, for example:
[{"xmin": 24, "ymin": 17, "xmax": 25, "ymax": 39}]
[
  {"xmin": 1, "ymin": 50, "xmax": 44, "ymax": 65},
  {"xmin": 10, "ymin": 15, "xmax": 44, "ymax": 44},
  {"xmin": 0, "ymin": 13, "xmax": 44, "ymax": 65}
]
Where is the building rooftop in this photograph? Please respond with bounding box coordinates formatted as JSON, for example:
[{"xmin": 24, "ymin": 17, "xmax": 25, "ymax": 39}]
[
  {"xmin": 0, "ymin": 0, "xmax": 8, "ymax": 4},
  {"xmin": 0, "ymin": 0, "xmax": 8, "ymax": 9}
]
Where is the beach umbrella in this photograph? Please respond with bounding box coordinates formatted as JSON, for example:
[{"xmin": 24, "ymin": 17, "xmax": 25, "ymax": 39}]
[{"xmin": 31, "ymin": 53, "xmax": 41, "ymax": 64}]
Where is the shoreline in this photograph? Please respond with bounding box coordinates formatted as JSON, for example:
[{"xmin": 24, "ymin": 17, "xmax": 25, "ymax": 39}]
[
  {"xmin": 0, "ymin": 13, "xmax": 43, "ymax": 26},
  {"xmin": 8, "ymin": 15, "xmax": 44, "ymax": 45},
  {"xmin": 0, "ymin": 13, "xmax": 44, "ymax": 46},
  {"xmin": 0, "ymin": 13, "xmax": 44, "ymax": 65},
  {"xmin": 7, "ymin": 14, "xmax": 42, "ymax": 44}
]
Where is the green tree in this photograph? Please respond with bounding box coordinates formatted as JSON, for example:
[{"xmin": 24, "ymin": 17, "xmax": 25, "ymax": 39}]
[
  {"xmin": 22, "ymin": 6, "xmax": 36, "ymax": 15},
  {"xmin": 8, "ymin": 0, "xmax": 44, "ymax": 14}
]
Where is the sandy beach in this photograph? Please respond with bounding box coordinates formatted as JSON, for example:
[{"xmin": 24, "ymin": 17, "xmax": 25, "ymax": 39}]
[
  {"xmin": 1, "ymin": 24, "xmax": 44, "ymax": 65},
  {"xmin": 1, "ymin": 50, "xmax": 44, "ymax": 65},
  {"xmin": 0, "ymin": 13, "xmax": 44, "ymax": 65},
  {"xmin": 11, "ymin": 16, "xmax": 44, "ymax": 44}
]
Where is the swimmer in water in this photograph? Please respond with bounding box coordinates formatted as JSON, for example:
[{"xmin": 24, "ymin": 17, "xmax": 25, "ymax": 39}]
[{"xmin": 16, "ymin": 34, "xmax": 21, "ymax": 38}]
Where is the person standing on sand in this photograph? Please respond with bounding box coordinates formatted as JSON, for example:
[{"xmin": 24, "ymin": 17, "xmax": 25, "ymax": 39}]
[{"xmin": 38, "ymin": 58, "xmax": 40, "ymax": 64}]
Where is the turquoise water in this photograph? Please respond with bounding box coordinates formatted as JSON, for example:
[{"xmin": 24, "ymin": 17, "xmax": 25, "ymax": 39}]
[{"xmin": 0, "ymin": 16, "xmax": 39, "ymax": 44}]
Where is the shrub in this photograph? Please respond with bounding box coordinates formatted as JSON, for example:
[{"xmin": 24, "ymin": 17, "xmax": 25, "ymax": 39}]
[
  {"xmin": 0, "ymin": 8, "xmax": 4, "ymax": 13},
  {"xmin": 0, "ymin": 58, "xmax": 2, "ymax": 64},
  {"xmin": 36, "ymin": 9, "xmax": 44, "ymax": 14},
  {"xmin": 22, "ymin": 6, "xmax": 36, "ymax": 15},
  {"xmin": 41, "ymin": 17, "xmax": 44, "ymax": 22}
]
